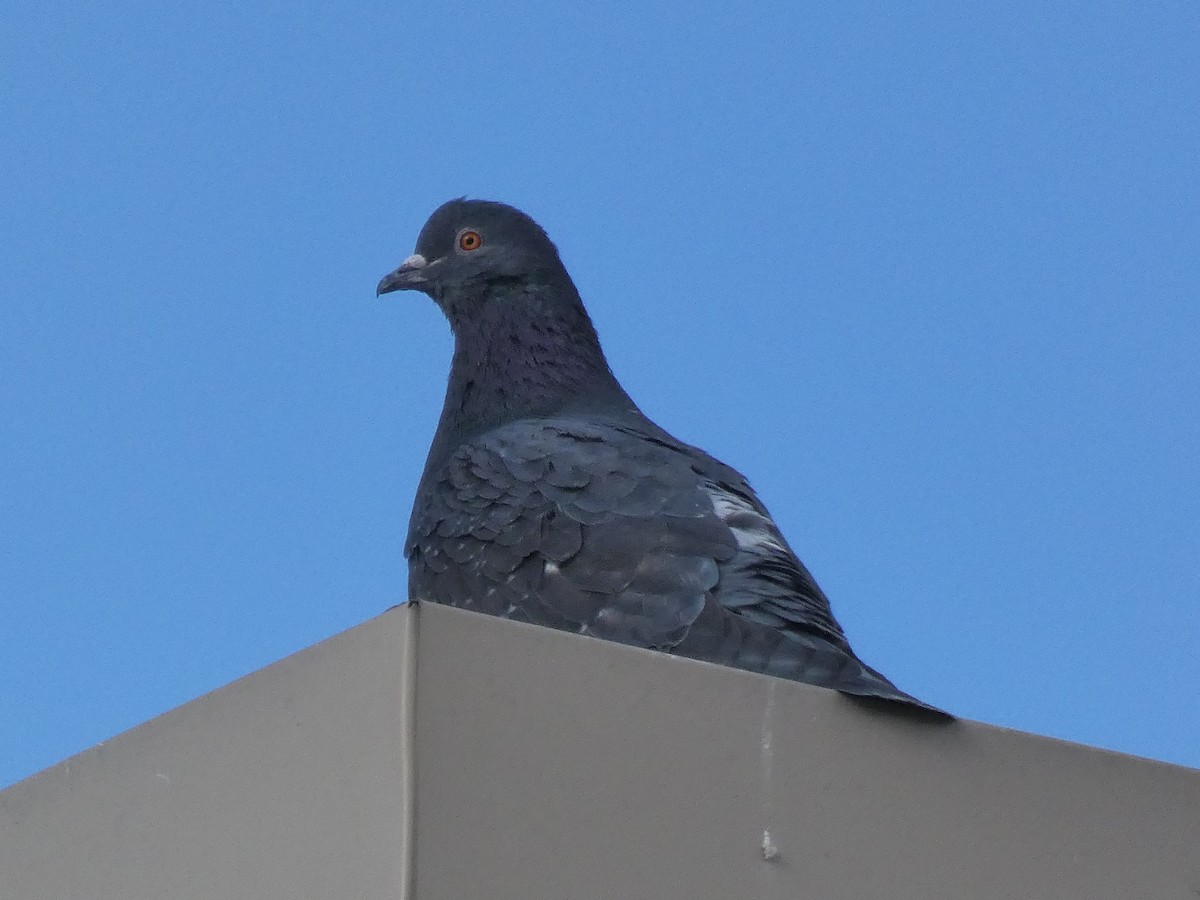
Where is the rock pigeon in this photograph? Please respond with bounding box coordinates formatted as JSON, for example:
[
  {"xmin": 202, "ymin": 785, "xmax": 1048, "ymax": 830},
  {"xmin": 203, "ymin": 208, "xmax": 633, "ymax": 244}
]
[{"xmin": 378, "ymin": 198, "xmax": 947, "ymax": 716}]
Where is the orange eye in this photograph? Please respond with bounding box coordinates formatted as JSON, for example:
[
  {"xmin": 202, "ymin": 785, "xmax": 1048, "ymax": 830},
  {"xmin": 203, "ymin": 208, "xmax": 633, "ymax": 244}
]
[{"xmin": 458, "ymin": 230, "xmax": 483, "ymax": 251}]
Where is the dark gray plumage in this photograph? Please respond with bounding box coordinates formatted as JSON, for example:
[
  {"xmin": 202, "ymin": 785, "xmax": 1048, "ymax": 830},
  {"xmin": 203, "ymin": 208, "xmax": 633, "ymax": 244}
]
[{"xmin": 378, "ymin": 198, "xmax": 947, "ymax": 716}]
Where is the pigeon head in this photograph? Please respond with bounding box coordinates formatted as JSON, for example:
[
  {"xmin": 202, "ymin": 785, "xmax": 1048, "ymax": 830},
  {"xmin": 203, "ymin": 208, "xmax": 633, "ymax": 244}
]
[
  {"xmin": 379, "ymin": 199, "xmax": 635, "ymax": 456},
  {"xmin": 376, "ymin": 199, "xmax": 570, "ymax": 307}
]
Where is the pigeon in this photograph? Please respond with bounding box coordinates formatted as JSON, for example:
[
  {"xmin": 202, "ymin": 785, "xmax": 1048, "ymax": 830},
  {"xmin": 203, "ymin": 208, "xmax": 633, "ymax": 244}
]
[{"xmin": 378, "ymin": 198, "xmax": 948, "ymax": 716}]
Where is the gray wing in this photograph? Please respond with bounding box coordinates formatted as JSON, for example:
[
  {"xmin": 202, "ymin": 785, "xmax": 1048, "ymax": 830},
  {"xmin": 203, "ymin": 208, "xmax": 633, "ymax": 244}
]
[
  {"xmin": 408, "ymin": 418, "xmax": 735, "ymax": 648},
  {"xmin": 408, "ymin": 417, "xmax": 943, "ymax": 712}
]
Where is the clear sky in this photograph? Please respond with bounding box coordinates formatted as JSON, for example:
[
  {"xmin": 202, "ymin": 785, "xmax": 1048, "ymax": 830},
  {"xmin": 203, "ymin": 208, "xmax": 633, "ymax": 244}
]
[{"xmin": 2, "ymin": 3, "xmax": 1198, "ymax": 788}]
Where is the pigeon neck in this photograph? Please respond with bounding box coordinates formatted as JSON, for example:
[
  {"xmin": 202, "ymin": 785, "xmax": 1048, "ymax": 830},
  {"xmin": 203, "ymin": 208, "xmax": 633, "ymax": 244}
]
[{"xmin": 429, "ymin": 280, "xmax": 634, "ymax": 457}]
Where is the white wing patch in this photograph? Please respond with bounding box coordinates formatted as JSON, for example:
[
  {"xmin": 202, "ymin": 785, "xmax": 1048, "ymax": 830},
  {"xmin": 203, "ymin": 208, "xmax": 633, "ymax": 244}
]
[{"xmin": 702, "ymin": 480, "xmax": 787, "ymax": 556}]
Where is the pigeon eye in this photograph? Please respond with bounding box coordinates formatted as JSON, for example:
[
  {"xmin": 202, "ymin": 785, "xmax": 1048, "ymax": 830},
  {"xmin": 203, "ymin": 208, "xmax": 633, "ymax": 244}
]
[{"xmin": 458, "ymin": 230, "xmax": 483, "ymax": 252}]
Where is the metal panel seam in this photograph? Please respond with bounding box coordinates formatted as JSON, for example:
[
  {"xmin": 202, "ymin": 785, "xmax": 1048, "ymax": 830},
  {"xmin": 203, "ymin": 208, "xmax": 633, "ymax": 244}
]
[{"xmin": 398, "ymin": 602, "xmax": 419, "ymax": 900}]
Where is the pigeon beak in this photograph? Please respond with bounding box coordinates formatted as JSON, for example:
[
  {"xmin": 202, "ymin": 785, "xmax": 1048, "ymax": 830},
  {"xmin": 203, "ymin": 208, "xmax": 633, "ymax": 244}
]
[{"xmin": 376, "ymin": 254, "xmax": 429, "ymax": 295}]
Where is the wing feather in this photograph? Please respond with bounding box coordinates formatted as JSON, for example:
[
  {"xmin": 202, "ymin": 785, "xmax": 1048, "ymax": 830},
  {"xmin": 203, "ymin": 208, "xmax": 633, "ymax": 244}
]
[{"xmin": 407, "ymin": 416, "xmax": 943, "ymax": 712}]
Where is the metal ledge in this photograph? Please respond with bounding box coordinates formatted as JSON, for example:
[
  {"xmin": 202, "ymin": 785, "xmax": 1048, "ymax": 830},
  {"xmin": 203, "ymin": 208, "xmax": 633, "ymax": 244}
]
[{"xmin": 3, "ymin": 603, "xmax": 1198, "ymax": 899}]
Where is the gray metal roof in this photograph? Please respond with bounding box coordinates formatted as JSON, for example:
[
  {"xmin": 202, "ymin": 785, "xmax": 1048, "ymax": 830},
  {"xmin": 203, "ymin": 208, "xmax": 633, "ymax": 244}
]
[{"xmin": 3, "ymin": 603, "xmax": 1197, "ymax": 899}]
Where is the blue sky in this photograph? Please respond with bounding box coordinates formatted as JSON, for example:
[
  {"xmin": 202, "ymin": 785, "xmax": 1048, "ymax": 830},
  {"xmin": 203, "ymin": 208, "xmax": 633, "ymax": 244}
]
[{"xmin": 2, "ymin": 2, "xmax": 1198, "ymax": 787}]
